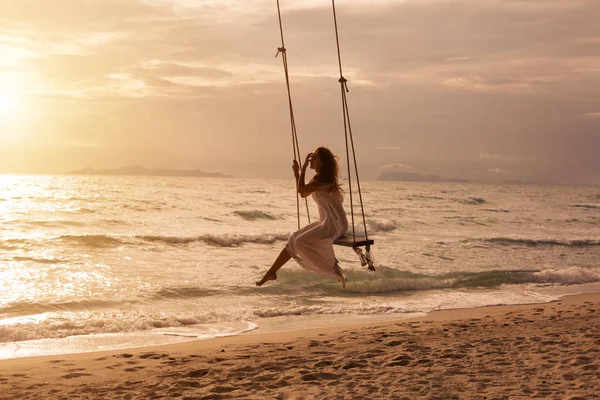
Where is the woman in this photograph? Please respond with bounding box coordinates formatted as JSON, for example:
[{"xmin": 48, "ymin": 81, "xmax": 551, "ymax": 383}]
[{"xmin": 256, "ymin": 147, "xmax": 349, "ymax": 288}]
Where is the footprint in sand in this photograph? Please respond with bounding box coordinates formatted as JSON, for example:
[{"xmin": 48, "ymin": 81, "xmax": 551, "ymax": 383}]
[
  {"xmin": 386, "ymin": 354, "xmax": 414, "ymax": 367},
  {"xmin": 342, "ymin": 361, "xmax": 368, "ymax": 370},
  {"xmin": 187, "ymin": 369, "xmax": 210, "ymax": 378},
  {"xmin": 138, "ymin": 352, "xmax": 165, "ymax": 360},
  {"xmin": 301, "ymin": 372, "xmax": 337, "ymax": 381},
  {"xmin": 212, "ymin": 385, "xmax": 237, "ymax": 393},
  {"xmin": 61, "ymin": 372, "xmax": 93, "ymax": 379},
  {"xmin": 124, "ymin": 367, "xmax": 145, "ymax": 372},
  {"xmin": 385, "ymin": 340, "xmax": 403, "ymax": 347}
]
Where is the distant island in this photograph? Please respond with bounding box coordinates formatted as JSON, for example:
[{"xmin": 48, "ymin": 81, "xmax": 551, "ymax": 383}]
[
  {"xmin": 378, "ymin": 171, "xmax": 469, "ymax": 183},
  {"xmin": 65, "ymin": 165, "xmax": 232, "ymax": 178}
]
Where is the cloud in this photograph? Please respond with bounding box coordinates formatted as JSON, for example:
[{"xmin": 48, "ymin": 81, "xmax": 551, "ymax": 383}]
[
  {"xmin": 374, "ymin": 146, "xmax": 402, "ymax": 151},
  {"xmin": 478, "ymin": 153, "xmax": 530, "ymax": 162},
  {"xmin": 1, "ymin": 0, "xmax": 599, "ymax": 183},
  {"xmin": 488, "ymin": 168, "xmax": 506, "ymax": 173},
  {"xmin": 446, "ymin": 57, "xmax": 472, "ymax": 62}
]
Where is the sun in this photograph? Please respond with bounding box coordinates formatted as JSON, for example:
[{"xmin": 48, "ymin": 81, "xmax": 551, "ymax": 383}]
[
  {"xmin": 0, "ymin": 93, "xmax": 20, "ymax": 115},
  {"xmin": 0, "ymin": 90, "xmax": 27, "ymax": 142}
]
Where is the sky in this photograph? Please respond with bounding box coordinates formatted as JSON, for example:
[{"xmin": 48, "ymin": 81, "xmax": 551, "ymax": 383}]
[{"xmin": 0, "ymin": 0, "xmax": 599, "ymax": 184}]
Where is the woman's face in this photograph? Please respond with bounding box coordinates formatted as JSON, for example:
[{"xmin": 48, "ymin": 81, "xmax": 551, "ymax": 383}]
[{"xmin": 309, "ymin": 149, "xmax": 323, "ymax": 172}]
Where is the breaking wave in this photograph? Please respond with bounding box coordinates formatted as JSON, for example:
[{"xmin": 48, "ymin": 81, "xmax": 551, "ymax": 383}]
[
  {"xmin": 137, "ymin": 233, "xmax": 290, "ymax": 247},
  {"xmin": 366, "ymin": 219, "xmax": 398, "ymax": 233},
  {"xmin": 532, "ymin": 267, "xmax": 600, "ymax": 284},
  {"xmin": 477, "ymin": 237, "xmax": 600, "ymax": 247},
  {"xmin": 277, "ymin": 266, "xmax": 600, "ymax": 295}
]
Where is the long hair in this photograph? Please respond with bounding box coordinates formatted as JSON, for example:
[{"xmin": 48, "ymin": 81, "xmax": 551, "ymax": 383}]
[{"xmin": 313, "ymin": 147, "xmax": 342, "ymax": 193}]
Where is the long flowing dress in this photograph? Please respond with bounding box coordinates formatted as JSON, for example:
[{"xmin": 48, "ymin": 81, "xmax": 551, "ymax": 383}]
[{"xmin": 286, "ymin": 189, "xmax": 349, "ymax": 285}]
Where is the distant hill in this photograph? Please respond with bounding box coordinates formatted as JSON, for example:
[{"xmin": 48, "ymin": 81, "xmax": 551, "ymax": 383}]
[
  {"xmin": 65, "ymin": 165, "xmax": 232, "ymax": 178},
  {"xmin": 378, "ymin": 171, "xmax": 469, "ymax": 183}
]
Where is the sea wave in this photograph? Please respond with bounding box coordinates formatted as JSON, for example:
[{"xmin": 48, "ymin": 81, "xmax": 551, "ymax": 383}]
[
  {"xmin": 476, "ymin": 237, "xmax": 600, "ymax": 247},
  {"xmin": 252, "ymin": 303, "xmax": 402, "ymax": 318},
  {"xmin": 138, "ymin": 233, "xmax": 290, "ymax": 247},
  {"xmin": 24, "ymin": 220, "xmax": 87, "ymax": 228},
  {"xmin": 1, "ymin": 267, "xmax": 598, "ymax": 343},
  {"xmin": 0, "ymin": 309, "xmax": 253, "ymax": 343},
  {"xmin": 2, "ymin": 235, "xmax": 127, "ymax": 250},
  {"xmin": 58, "ymin": 234, "xmax": 126, "ymax": 248},
  {"xmin": 532, "ymin": 267, "xmax": 600, "ymax": 284},
  {"xmin": 232, "ymin": 210, "xmax": 277, "ymax": 220},
  {"xmin": 0, "ymin": 299, "xmax": 131, "ymax": 318},
  {"xmin": 0, "ymin": 238, "xmax": 31, "ymax": 250},
  {"xmin": 12, "ymin": 256, "xmax": 66, "ymax": 265},
  {"xmin": 341, "ymin": 268, "xmax": 532, "ymax": 293},
  {"xmin": 153, "ymin": 287, "xmax": 223, "ymax": 300},
  {"xmin": 277, "ymin": 266, "xmax": 600, "ymax": 294},
  {"xmin": 366, "ymin": 219, "xmax": 397, "ymax": 233},
  {"xmin": 2, "ymin": 232, "xmax": 291, "ymax": 250}
]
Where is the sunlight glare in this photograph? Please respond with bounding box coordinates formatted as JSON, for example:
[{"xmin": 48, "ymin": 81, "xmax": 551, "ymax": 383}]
[
  {"xmin": 0, "ymin": 86, "xmax": 27, "ymax": 144},
  {"xmin": 0, "ymin": 72, "xmax": 28, "ymax": 122},
  {"xmin": 0, "ymin": 91, "xmax": 24, "ymax": 115}
]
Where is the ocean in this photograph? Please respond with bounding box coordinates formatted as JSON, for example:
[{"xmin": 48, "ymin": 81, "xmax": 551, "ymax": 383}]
[{"xmin": 1, "ymin": 174, "xmax": 599, "ymax": 359}]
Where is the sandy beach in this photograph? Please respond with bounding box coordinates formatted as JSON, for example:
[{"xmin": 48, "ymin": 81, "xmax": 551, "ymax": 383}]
[{"xmin": 1, "ymin": 293, "xmax": 598, "ymax": 400}]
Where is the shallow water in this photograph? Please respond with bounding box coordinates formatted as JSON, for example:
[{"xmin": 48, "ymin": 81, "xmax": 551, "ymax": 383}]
[{"xmin": 1, "ymin": 175, "xmax": 599, "ymax": 358}]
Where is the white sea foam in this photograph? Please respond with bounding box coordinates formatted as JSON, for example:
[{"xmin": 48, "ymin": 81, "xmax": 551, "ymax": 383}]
[
  {"xmin": 532, "ymin": 267, "xmax": 600, "ymax": 284},
  {"xmin": 366, "ymin": 219, "xmax": 398, "ymax": 233}
]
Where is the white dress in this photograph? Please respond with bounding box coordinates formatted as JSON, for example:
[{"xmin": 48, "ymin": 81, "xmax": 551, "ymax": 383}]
[{"xmin": 286, "ymin": 189, "xmax": 349, "ymax": 284}]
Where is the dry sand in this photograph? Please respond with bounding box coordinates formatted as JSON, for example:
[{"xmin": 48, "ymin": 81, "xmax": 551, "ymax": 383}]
[{"xmin": 1, "ymin": 293, "xmax": 598, "ymax": 399}]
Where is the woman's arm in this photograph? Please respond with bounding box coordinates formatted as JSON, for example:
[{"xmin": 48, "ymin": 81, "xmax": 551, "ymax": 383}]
[{"xmin": 295, "ymin": 153, "xmax": 323, "ymax": 198}]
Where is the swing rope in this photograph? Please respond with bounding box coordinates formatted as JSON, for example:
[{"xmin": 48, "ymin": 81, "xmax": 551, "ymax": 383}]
[
  {"xmin": 274, "ymin": 0, "xmax": 375, "ymax": 271},
  {"xmin": 275, "ymin": 0, "xmax": 310, "ymax": 229},
  {"xmin": 330, "ymin": 0, "xmax": 375, "ymax": 271},
  {"xmin": 331, "ymin": 0, "xmax": 370, "ymax": 246}
]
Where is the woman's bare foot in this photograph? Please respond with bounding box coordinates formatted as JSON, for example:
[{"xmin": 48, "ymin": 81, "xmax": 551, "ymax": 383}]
[{"xmin": 256, "ymin": 271, "xmax": 277, "ymax": 286}]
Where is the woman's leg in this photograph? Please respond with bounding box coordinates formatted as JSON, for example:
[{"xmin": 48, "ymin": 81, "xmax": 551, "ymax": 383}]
[{"xmin": 256, "ymin": 247, "xmax": 291, "ymax": 286}]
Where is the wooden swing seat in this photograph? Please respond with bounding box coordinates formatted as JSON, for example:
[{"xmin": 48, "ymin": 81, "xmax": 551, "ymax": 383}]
[{"xmin": 334, "ymin": 235, "xmax": 374, "ymax": 248}]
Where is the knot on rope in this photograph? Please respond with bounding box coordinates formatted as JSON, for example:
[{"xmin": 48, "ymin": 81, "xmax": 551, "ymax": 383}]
[
  {"xmin": 275, "ymin": 47, "xmax": 286, "ymax": 57},
  {"xmin": 354, "ymin": 247, "xmax": 377, "ymax": 272},
  {"xmin": 353, "ymin": 247, "xmax": 368, "ymax": 267},
  {"xmin": 338, "ymin": 76, "xmax": 349, "ymax": 92},
  {"xmin": 365, "ymin": 247, "xmax": 376, "ymax": 271}
]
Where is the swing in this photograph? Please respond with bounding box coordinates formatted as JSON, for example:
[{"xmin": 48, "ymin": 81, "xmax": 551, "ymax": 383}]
[{"xmin": 275, "ymin": 0, "xmax": 376, "ymax": 271}]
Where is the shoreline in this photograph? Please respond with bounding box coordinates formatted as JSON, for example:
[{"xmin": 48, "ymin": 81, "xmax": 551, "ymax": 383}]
[
  {"xmin": 3, "ymin": 282, "xmax": 599, "ymax": 362},
  {"xmin": 0, "ymin": 292, "xmax": 596, "ymax": 362},
  {"xmin": 1, "ymin": 293, "xmax": 598, "ymax": 399}
]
